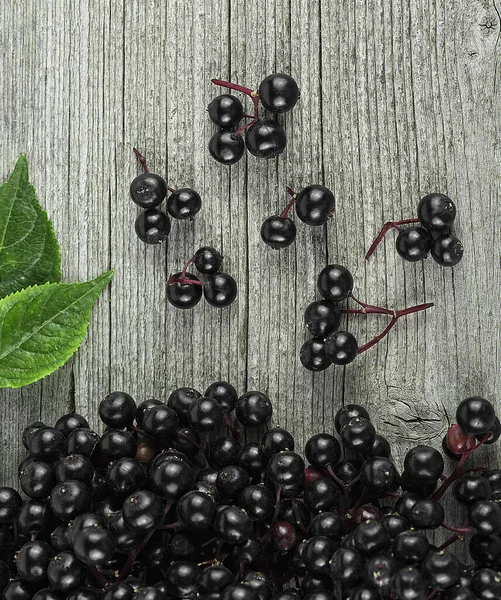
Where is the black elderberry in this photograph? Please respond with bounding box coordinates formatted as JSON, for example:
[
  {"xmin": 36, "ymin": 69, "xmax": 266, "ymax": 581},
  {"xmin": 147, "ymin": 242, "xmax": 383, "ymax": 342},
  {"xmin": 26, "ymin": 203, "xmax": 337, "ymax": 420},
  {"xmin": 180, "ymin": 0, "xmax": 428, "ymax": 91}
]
[
  {"xmin": 135, "ymin": 208, "xmax": 171, "ymax": 244},
  {"xmin": 245, "ymin": 120, "xmax": 287, "ymax": 159},
  {"xmin": 194, "ymin": 247, "xmax": 223, "ymax": 274},
  {"xmin": 130, "ymin": 173, "xmax": 167, "ymax": 208},
  {"xmin": 456, "ymin": 397, "xmax": 496, "ymax": 436},
  {"xmin": 236, "ymin": 391, "xmax": 273, "ymax": 427},
  {"xmin": 209, "ymin": 130, "xmax": 246, "ymax": 165},
  {"xmin": 395, "ymin": 226, "xmax": 433, "ymax": 262},
  {"xmin": 418, "ymin": 193, "xmax": 457, "ymax": 230},
  {"xmin": 167, "ymin": 187, "xmax": 202, "ymax": 220},
  {"xmin": 317, "ymin": 264, "xmax": 353, "ymax": 302},
  {"xmin": 208, "ymin": 94, "xmax": 245, "ymax": 129},
  {"xmin": 204, "ymin": 272, "xmax": 238, "ymax": 307},
  {"xmin": 258, "ymin": 73, "xmax": 300, "ymax": 113},
  {"xmin": 99, "ymin": 391, "xmax": 137, "ymax": 429}
]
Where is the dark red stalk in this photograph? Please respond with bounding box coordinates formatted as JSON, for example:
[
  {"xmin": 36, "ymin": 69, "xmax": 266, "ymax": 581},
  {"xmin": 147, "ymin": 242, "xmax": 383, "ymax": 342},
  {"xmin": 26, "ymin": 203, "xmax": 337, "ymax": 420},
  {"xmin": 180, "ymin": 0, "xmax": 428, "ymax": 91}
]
[
  {"xmin": 88, "ymin": 565, "xmax": 109, "ymax": 588},
  {"xmin": 133, "ymin": 147, "xmax": 150, "ymax": 173},
  {"xmin": 167, "ymin": 186, "xmax": 175, "ymax": 193},
  {"xmin": 365, "ymin": 217, "xmax": 421, "ymax": 259},
  {"xmin": 433, "ymin": 434, "xmax": 490, "ymax": 501},
  {"xmin": 224, "ymin": 413, "xmax": 240, "ymax": 439},
  {"xmin": 212, "ymin": 78, "xmax": 260, "ymax": 129},
  {"xmin": 168, "ymin": 258, "xmax": 205, "ymax": 287},
  {"xmin": 441, "ymin": 523, "xmax": 472, "ymax": 534}
]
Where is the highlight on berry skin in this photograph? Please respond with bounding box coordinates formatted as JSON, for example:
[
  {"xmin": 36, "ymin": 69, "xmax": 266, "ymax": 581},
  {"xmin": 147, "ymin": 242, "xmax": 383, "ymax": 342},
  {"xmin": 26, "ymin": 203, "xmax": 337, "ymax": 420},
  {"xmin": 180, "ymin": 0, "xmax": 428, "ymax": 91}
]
[
  {"xmin": 300, "ymin": 264, "xmax": 434, "ymax": 371},
  {"xmin": 4, "ymin": 389, "xmax": 501, "ymax": 599},
  {"xmin": 167, "ymin": 247, "xmax": 237, "ymax": 310},
  {"xmin": 130, "ymin": 148, "xmax": 202, "ymax": 244},
  {"xmin": 208, "ymin": 73, "xmax": 300, "ymax": 164},
  {"xmin": 261, "ymin": 185, "xmax": 335, "ymax": 249},
  {"xmin": 365, "ymin": 192, "xmax": 464, "ymax": 266}
]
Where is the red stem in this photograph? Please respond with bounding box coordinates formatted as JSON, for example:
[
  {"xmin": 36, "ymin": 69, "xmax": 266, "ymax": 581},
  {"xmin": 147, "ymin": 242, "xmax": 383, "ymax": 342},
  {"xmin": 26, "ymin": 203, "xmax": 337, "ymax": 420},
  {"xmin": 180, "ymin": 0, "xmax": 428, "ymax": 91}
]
[
  {"xmin": 437, "ymin": 533, "xmax": 462, "ymax": 551},
  {"xmin": 88, "ymin": 565, "xmax": 109, "ymax": 588},
  {"xmin": 365, "ymin": 217, "xmax": 421, "ymax": 259},
  {"xmin": 280, "ymin": 196, "xmax": 296, "ymax": 219},
  {"xmin": 211, "ymin": 78, "xmax": 260, "ymax": 127},
  {"xmin": 168, "ymin": 259, "xmax": 205, "ymax": 287},
  {"xmin": 291, "ymin": 498, "xmax": 309, "ymax": 536},
  {"xmin": 357, "ymin": 302, "xmax": 434, "ymax": 355},
  {"xmin": 350, "ymin": 294, "xmax": 394, "ymax": 315},
  {"xmin": 441, "ymin": 523, "xmax": 472, "ymax": 534},
  {"xmin": 433, "ymin": 434, "xmax": 490, "ymax": 501},
  {"xmin": 167, "ymin": 186, "xmax": 175, "ymax": 193},
  {"xmin": 133, "ymin": 148, "xmax": 149, "ymax": 173},
  {"xmin": 224, "ymin": 413, "xmax": 240, "ymax": 439}
]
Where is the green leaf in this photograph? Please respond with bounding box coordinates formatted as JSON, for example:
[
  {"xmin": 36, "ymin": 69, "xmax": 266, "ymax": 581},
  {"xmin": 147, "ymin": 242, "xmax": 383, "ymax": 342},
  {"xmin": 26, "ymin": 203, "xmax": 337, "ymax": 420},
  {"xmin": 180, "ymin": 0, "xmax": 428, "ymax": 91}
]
[
  {"xmin": 0, "ymin": 155, "xmax": 62, "ymax": 299},
  {"xmin": 0, "ymin": 270, "xmax": 113, "ymax": 388}
]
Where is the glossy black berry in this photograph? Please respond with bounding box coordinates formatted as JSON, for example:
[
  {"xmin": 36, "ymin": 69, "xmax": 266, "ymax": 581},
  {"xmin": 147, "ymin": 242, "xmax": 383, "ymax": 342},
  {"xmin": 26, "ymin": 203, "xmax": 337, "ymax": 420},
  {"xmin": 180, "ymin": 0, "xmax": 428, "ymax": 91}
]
[
  {"xmin": 99, "ymin": 392, "xmax": 137, "ymax": 429},
  {"xmin": 404, "ymin": 445, "xmax": 444, "ymax": 482},
  {"xmin": 54, "ymin": 455, "xmax": 94, "ymax": 485},
  {"xmin": 47, "ymin": 551, "xmax": 85, "ymax": 591},
  {"xmin": 392, "ymin": 567, "xmax": 429, "ymax": 600},
  {"xmin": 262, "ymin": 427, "xmax": 295, "ymax": 457},
  {"xmin": 204, "ymin": 272, "xmax": 238, "ymax": 307},
  {"xmin": 245, "ymin": 120, "xmax": 286, "ymax": 159},
  {"xmin": 302, "ymin": 536, "xmax": 336, "ymax": 574},
  {"xmin": 304, "ymin": 300, "xmax": 341, "ymax": 338},
  {"xmin": 210, "ymin": 437, "xmax": 242, "ymax": 468},
  {"xmin": 479, "ymin": 417, "xmax": 501, "ymax": 445},
  {"xmin": 340, "ymin": 417, "xmax": 376, "ymax": 452},
  {"xmin": 468, "ymin": 500, "xmax": 501, "ymax": 535},
  {"xmin": 135, "ymin": 209, "xmax": 171, "ymax": 244},
  {"xmin": 236, "ymin": 391, "xmax": 272, "ymax": 427},
  {"xmin": 305, "ymin": 433, "xmax": 341, "ymax": 468},
  {"xmin": 208, "ymin": 94, "xmax": 244, "ymax": 129},
  {"xmin": 50, "ymin": 481, "xmax": 91, "ymax": 522},
  {"xmin": 258, "ymin": 74, "xmax": 300, "ymax": 113},
  {"xmin": 300, "ymin": 338, "xmax": 331, "ymax": 371},
  {"xmin": 324, "ymin": 331, "xmax": 358, "ymax": 365},
  {"xmin": 409, "ymin": 498, "xmax": 445, "ymax": 529},
  {"xmin": 177, "ymin": 491, "xmax": 217, "ymax": 530},
  {"xmin": 261, "ymin": 216, "xmax": 296, "ymax": 249},
  {"xmin": 395, "ymin": 226, "xmax": 432, "ymax": 261},
  {"xmin": 122, "ymin": 490, "xmax": 164, "ymax": 533},
  {"xmin": 431, "ymin": 233, "xmax": 464, "ymax": 267},
  {"xmin": 308, "ymin": 512, "xmax": 344, "ymax": 540},
  {"xmin": 167, "ymin": 273, "xmax": 203, "ymax": 309},
  {"xmin": 54, "ymin": 414, "xmax": 89, "ymax": 438},
  {"xmin": 454, "ymin": 474, "xmax": 492, "ymax": 506},
  {"xmin": 381, "ymin": 513, "xmax": 410, "ymax": 538},
  {"xmin": 216, "ymin": 465, "xmax": 250, "ymax": 499},
  {"xmin": 142, "ymin": 404, "xmax": 179, "ymax": 440},
  {"xmin": 209, "ymin": 130, "xmax": 245, "ymax": 165},
  {"xmin": 98, "ymin": 429, "xmax": 137, "ymax": 460},
  {"xmin": 304, "ymin": 478, "xmax": 340, "ymax": 513},
  {"xmin": 73, "ymin": 524, "xmax": 114, "ymax": 566},
  {"xmin": 360, "ymin": 457, "xmax": 400, "ymax": 496},
  {"xmin": 0, "ymin": 486, "xmax": 24, "ymax": 519},
  {"xmin": 189, "ymin": 396, "xmax": 224, "ymax": 432},
  {"xmin": 238, "ymin": 485, "xmax": 274, "ymax": 521},
  {"xmin": 295, "ymin": 186, "xmax": 335, "ymax": 226},
  {"xmin": 354, "ymin": 520, "xmax": 390, "ymax": 556},
  {"xmin": 194, "ymin": 247, "xmax": 223, "ymax": 274},
  {"xmin": 17, "ymin": 500, "xmax": 54, "ymax": 535},
  {"xmin": 214, "ymin": 505, "xmax": 252, "ymax": 545},
  {"xmin": 469, "ymin": 533, "xmax": 501, "ymax": 567},
  {"xmin": 238, "ymin": 442, "xmax": 268, "ymax": 476},
  {"xmin": 317, "ymin": 265, "xmax": 353, "ymax": 302},
  {"xmin": 167, "ymin": 188, "xmax": 202, "ymax": 220},
  {"xmin": 167, "ymin": 387, "xmax": 201, "ymax": 423},
  {"xmin": 392, "ymin": 530, "xmax": 429, "ymax": 564},
  {"xmin": 26, "ymin": 427, "xmax": 65, "ymax": 461},
  {"xmin": 130, "ymin": 173, "xmax": 167, "ymax": 208},
  {"xmin": 457, "ymin": 397, "xmax": 496, "ymax": 436},
  {"xmin": 471, "ymin": 568, "xmax": 501, "ymax": 600},
  {"xmin": 205, "ymin": 381, "xmax": 238, "ymax": 413},
  {"xmin": 66, "ymin": 429, "xmax": 99, "ymax": 458},
  {"xmin": 334, "ymin": 404, "xmax": 370, "ymax": 433},
  {"xmin": 418, "ymin": 193, "xmax": 456, "ymax": 230},
  {"xmin": 16, "ymin": 540, "xmax": 54, "ymax": 582},
  {"xmin": 422, "ymin": 549, "xmax": 460, "ymax": 589},
  {"xmin": 329, "ymin": 547, "xmax": 364, "ymax": 583},
  {"xmin": 165, "ymin": 560, "xmax": 200, "ymax": 598},
  {"xmin": 267, "ymin": 451, "xmax": 305, "ymax": 485}
]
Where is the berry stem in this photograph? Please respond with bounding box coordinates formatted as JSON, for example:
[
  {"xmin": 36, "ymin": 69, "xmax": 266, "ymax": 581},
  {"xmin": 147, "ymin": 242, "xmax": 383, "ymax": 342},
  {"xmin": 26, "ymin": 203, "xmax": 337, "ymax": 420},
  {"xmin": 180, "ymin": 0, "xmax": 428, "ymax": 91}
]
[
  {"xmin": 211, "ymin": 78, "xmax": 256, "ymax": 97},
  {"xmin": 175, "ymin": 430, "xmax": 202, "ymax": 450},
  {"xmin": 349, "ymin": 294, "xmax": 394, "ymax": 315},
  {"xmin": 168, "ymin": 259, "xmax": 205, "ymax": 287},
  {"xmin": 291, "ymin": 498, "xmax": 309, "ymax": 536},
  {"xmin": 271, "ymin": 484, "xmax": 282, "ymax": 524},
  {"xmin": 167, "ymin": 186, "xmax": 175, "ymax": 193},
  {"xmin": 437, "ymin": 533, "xmax": 463, "ymax": 551},
  {"xmin": 441, "ymin": 523, "xmax": 472, "ymax": 534},
  {"xmin": 433, "ymin": 434, "xmax": 490, "ymax": 501},
  {"xmin": 87, "ymin": 565, "xmax": 109, "ymax": 588},
  {"xmin": 365, "ymin": 218, "xmax": 421, "ymax": 259},
  {"xmin": 133, "ymin": 148, "xmax": 150, "ymax": 173},
  {"xmin": 223, "ymin": 413, "xmax": 240, "ymax": 440},
  {"xmin": 357, "ymin": 302, "xmax": 434, "ymax": 355},
  {"xmin": 280, "ymin": 196, "xmax": 296, "ymax": 219}
]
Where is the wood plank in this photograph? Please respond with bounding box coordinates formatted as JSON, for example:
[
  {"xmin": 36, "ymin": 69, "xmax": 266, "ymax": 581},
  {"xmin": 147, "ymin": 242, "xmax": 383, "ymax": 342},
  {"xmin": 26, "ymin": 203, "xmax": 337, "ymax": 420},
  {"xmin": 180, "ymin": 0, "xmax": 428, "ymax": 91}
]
[{"xmin": 0, "ymin": 2, "xmax": 499, "ymax": 564}]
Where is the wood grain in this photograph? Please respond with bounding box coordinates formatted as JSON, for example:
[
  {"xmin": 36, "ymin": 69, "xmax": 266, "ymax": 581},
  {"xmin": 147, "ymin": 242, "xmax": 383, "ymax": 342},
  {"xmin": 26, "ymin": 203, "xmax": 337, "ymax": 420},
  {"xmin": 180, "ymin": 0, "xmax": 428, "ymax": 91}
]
[{"xmin": 0, "ymin": 1, "xmax": 500, "ymax": 551}]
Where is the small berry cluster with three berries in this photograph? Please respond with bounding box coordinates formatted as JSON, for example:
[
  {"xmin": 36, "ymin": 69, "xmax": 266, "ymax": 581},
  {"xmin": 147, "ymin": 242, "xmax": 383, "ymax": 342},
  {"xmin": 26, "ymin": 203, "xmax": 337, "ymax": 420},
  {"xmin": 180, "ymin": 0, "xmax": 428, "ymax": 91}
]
[
  {"xmin": 366, "ymin": 193, "xmax": 464, "ymax": 266},
  {"xmin": 300, "ymin": 264, "xmax": 433, "ymax": 371},
  {"xmin": 208, "ymin": 73, "xmax": 300, "ymax": 164},
  {"xmin": 167, "ymin": 247, "xmax": 237, "ymax": 310},
  {"xmin": 261, "ymin": 185, "xmax": 335, "ymax": 249},
  {"xmin": 130, "ymin": 149, "xmax": 202, "ymax": 245},
  {"xmin": 0, "ymin": 392, "xmax": 500, "ymax": 600}
]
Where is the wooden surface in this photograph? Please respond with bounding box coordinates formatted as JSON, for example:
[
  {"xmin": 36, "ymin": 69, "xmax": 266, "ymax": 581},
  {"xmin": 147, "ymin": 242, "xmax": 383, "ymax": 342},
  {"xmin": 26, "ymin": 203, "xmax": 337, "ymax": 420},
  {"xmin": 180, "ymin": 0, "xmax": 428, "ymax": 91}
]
[{"xmin": 1, "ymin": 0, "xmax": 500, "ymax": 524}]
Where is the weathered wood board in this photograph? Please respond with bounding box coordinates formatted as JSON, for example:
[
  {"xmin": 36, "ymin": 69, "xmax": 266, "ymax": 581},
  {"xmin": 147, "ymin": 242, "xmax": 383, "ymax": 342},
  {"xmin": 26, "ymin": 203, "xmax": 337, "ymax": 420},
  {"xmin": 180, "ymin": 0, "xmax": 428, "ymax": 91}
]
[{"xmin": 1, "ymin": 1, "xmax": 500, "ymax": 547}]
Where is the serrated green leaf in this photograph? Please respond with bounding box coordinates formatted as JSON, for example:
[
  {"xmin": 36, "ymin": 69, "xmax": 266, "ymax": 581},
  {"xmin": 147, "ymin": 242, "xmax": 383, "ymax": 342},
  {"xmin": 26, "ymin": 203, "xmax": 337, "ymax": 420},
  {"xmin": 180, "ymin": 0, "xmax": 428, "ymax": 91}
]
[
  {"xmin": 0, "ymin": 155, "xmax": 62, "ymax": 299},
  {"xmin": 0, "ymin": 270, "xmax": 113, "ymax": 388}
]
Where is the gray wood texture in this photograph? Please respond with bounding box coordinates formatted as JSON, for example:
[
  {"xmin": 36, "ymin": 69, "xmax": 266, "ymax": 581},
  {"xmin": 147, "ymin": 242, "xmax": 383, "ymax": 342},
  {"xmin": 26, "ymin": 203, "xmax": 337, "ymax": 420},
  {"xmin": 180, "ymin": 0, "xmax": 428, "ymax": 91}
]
[{"xmin": 1, "ymin": 1, "xmax": 500, "ymax": 545}]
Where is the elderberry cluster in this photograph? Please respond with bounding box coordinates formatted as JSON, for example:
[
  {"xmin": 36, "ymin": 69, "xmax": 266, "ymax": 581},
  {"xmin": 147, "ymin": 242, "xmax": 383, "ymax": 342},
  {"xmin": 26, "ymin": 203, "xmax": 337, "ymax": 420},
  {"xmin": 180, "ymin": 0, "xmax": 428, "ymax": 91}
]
[
  {"xmin": 366, "ymin": 193, "xmax": 464, "ymax": 266},
  {"xmin": 261, "ymin": 186, "xmax": 335, "ymax": 249},
  {"xmin": 0, "ymin": 393, "xmax": 499, "ymax": 600},
  {"xmin": 208, "ymin": 74, "xmax": 300, "ymax": 164},
  {"xmin": 167, "ymin": 247, "xmax": 237, "ymax": 309},
  {"xmin": 130, "ymin": 149, "xmax": 202, "ymax": 245},
  {"xmin": 300, "ymin": 265, "xmax": 433, "ymax": 371}
]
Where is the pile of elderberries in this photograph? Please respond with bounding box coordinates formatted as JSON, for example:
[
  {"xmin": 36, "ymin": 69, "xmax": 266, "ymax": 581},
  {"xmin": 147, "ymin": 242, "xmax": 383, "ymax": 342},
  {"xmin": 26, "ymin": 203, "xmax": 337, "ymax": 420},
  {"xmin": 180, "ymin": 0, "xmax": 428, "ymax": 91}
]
[{"xmin": 0, "ymin": 392, "xmax": 500, "ymax": 600}]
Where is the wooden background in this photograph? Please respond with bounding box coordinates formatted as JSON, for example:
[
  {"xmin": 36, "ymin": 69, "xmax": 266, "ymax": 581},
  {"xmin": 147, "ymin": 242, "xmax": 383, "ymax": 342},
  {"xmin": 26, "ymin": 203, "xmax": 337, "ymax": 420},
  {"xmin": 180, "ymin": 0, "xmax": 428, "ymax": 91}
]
[{"xmin": 1, "ymin": 0, "xmax": 500, "ymax": 536}]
